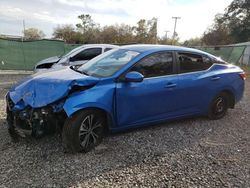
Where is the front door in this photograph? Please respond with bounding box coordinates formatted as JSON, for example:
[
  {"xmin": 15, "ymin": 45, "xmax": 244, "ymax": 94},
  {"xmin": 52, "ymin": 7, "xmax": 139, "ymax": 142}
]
[{"xmin": 115, "ymin": 51, "xmax": 179, "ymax": 127}]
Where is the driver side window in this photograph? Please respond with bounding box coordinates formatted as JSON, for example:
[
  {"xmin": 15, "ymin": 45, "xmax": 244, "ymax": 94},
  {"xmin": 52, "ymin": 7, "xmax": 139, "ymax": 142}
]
[{"xmin": 130, "ymin": 52, "xmax": 174, "ymax": 78}]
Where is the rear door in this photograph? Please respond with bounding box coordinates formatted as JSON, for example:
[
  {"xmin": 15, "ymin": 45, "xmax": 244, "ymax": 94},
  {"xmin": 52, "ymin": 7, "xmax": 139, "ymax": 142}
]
[
  {"xmin": 175, "ymin": 51, "xmax": 214, "ymax": 114},
  {"xmin": 115, "ymin": 51, "xmax": 180, "ymax": 127}
]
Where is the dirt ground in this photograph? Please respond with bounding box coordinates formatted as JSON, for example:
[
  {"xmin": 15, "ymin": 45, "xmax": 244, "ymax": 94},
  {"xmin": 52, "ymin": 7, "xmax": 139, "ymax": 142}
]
[{"xmin": 0, "ymin": 73, "xmax": 249, "ymax": 187}]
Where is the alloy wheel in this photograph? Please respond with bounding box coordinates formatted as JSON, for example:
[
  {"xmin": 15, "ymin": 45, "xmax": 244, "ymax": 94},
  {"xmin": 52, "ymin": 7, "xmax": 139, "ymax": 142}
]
[{"xmin": 79, "ymin": 114, "xmax": 103, "ymax": 148}]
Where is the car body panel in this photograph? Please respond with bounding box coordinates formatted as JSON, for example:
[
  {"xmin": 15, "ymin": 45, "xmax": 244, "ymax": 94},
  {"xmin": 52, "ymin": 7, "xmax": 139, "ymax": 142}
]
[
  {"xmin": 7, "ymin": 45, "xmax": 245, "ymax": 134},
  {"xmin": 115, "ymin": 74, "xmax": 180, "ymax": 127},
  {"xmin": 63, "ymin": 80, "xmax": 116, "ymax": 124}
]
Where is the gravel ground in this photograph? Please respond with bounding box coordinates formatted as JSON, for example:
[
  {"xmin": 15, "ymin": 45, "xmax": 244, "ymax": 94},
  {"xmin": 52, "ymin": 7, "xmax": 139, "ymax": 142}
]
[{"xmin": 0, "ymin": 74, "xmax": 249, "ymax": 188}]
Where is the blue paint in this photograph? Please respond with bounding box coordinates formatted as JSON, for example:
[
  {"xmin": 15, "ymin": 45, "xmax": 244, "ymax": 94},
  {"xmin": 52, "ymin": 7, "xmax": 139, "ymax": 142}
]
[
  {"xmin": 9, "ymin": 67, "xmax": 99, "ymax": 111},
  {"xmin": 7, "ymin": 45, "xmax": 245, "ymax": 132},
  {"xmin": 124, "ymin": 71, "xmax": 144, "ymax": 82}
]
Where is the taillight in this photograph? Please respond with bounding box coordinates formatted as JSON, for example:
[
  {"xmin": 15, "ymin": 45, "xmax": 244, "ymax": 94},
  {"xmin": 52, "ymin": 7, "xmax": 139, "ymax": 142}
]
[{"xmin": 239, "ymin": 72, "xmax": 247, "ymax": 80}]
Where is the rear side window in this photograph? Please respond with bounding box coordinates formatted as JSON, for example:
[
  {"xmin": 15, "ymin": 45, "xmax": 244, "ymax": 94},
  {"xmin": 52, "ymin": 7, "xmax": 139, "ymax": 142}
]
[
  {"xmin": 72, "ymin": 48, "xmax": 102, "ymax": 61},
  {"xmin": 104, "ymin": 48, "xmax": 113, "ymax": 52},
  {"xmin": 178, "ymin": 52, "xmax": 213, "ymax": 73},
  {"xmin": 131, "ymin": 52, "xmax": 174, "ymax": 78}
]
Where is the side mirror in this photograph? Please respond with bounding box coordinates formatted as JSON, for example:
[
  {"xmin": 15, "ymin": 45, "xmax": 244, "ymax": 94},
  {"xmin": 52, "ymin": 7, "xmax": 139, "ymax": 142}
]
[{"xmin": 125, "ymin": 71, "xmax": 144, "ymax": 82}]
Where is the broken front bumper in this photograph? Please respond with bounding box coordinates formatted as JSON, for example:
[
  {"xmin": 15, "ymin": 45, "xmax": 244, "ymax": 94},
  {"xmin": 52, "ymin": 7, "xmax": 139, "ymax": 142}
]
[{"xmin": 6, "ymin": 94, "xmax": 64, "ymax": 138}]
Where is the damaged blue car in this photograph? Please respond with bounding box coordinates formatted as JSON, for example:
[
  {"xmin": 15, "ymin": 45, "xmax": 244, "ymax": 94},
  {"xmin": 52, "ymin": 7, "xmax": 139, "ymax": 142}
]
[{"xmin": 6, "ymin": 45, "xmax": 246, "ymax": 153}]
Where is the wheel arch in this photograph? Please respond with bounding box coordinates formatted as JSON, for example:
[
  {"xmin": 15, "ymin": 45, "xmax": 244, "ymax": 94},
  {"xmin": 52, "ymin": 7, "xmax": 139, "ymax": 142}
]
[
  {"xmin": 219, "ymin": 89, "xmax": 235, "ymax": 109},
  {"xmin": 64, "ymin": 105, "xmax": 115, "ymax": 131}
]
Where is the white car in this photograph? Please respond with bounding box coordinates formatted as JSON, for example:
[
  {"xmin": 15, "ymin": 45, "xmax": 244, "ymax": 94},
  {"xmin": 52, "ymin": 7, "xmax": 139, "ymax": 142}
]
[{"xmin": 34, "ymin": 44, "xmax": 118, "ymax": 72}]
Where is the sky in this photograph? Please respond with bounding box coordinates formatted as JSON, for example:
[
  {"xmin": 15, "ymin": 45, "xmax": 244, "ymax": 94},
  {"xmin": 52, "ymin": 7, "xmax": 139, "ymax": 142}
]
[{"xmin": 0, "ymin": 0, "xmax": 233, "ymax": 41}]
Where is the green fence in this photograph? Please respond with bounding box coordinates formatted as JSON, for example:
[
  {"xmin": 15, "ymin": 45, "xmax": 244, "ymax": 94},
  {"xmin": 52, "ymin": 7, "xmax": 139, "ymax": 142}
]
[
  {"xmin": 198, "ymin": 45, "xmax": 246, "ymax": 64},
  {"xmin": 0, "ymin": 38, "xmax": 249, "ymax": 70},
  {"xmin": 0, "ymin": 38, "xmax": 81, "ymax": 70}
]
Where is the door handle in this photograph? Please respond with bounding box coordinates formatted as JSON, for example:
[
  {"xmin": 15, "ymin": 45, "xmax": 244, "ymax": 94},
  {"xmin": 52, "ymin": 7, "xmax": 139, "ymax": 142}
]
[
  {"xmin": 211, "ymin": 76, "xmax": 221, "ymax": 81},
  {"xmin": 165, "ymin": 83, "xmax": 177, "ymax": 88}
]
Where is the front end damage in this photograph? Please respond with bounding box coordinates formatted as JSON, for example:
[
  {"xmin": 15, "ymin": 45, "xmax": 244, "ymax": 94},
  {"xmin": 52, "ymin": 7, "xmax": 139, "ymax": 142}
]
[
  {"xmin": 5, "ymin": 67, "xmax": 100, "ymax": 139},
  {"xmin": 6, "ymin": 94, "xmax": 66, "ymax": 138}
]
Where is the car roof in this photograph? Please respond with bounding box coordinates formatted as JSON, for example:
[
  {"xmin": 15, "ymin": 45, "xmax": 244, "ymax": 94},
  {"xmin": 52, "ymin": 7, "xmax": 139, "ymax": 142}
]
[
  {"xmin": 77, "ymin": 44, "xmax": 118, "ymax": 49},
  {"xmin": 119, "ymin": 44, "xmax": 209, "ymax": 55}
]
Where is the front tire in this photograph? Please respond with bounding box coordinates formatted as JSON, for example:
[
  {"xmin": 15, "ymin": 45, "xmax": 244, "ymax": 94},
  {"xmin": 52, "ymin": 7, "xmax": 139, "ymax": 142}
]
[
  {"xmin": 62, "ymin": 109, "xmax": 106, "ymax": 153},
  {"xmin": 208, "ymin": 92, "xmax": 229, "ymax": 120}
]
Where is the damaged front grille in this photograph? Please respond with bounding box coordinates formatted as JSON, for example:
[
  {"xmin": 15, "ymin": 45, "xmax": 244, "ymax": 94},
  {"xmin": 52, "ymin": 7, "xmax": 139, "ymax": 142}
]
[{"xmin": 6, "ymin": 93, "xmax": 67, "ymax": 138}]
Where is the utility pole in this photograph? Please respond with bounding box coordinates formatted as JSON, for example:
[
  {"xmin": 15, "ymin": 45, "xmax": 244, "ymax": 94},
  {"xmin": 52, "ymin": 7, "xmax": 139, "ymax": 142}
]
[
  {"xmin": 172, "ymin": 17, "xmax": 181, "ymax": 44},
  {"xmin": 164, "ymin": 30, "xmax": 170, "ymax": 44},
  {"xmin": 22, "ymin": 19, "xmax": 26, "ymax": 69},
  {"xmin": 165, "ymin": 30, "xmax": 170, "ymax": 39},
  {"xmin": 23, "ymin": 20, "xmax": 26, "ymax": 36},
  {"xmin": 22, "ymin": 19, "xmax": 26, "ymax": 41}
]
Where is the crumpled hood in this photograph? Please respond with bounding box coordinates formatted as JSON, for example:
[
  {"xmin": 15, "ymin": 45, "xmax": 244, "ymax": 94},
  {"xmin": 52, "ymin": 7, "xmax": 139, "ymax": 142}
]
[{"xmin": 9, "ymin": 67, "xmax": 99, "ymax": 111}]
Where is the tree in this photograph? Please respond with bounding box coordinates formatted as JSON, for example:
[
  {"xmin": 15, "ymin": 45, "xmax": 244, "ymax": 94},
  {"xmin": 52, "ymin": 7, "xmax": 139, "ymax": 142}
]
[
  {"xmin": 171, "ymin": 32, "xmax": 180, "ymax": 45},
  {"xmin": 147, "ymin": 18, "xmax": 158, "ymax": 44},
  {"xmin": 53, "ymin": 24, "xmax": 83, "ymax": 43},
  {"xmin": 202, "ymin": 14, "xmax": 233, "ymax": 45},
  {"xmin": 202, "ymin": 0, "xmax": 250, "ymax": 45},
  {"xmin": 114, "ymin": 24, "xmax": 135, "ymax": 43},
  {"xmin": 224, "ymin": 0, "xmax": 250, "ymax": 42},
  {"xmin": 158, "ymin": 32, "xmax": 172, "ymax": 45},
  {"xmin": 183, "ymin": 37, "xmax": 203, "ymax": 47},
  {"xmin": 23, "ymin": 28, "xmax": 45, "ymax": 40},
  {"xmin": 135, "ymin": 18, "xmax": 159, "ymax": 43},
  {"xmin": 50, "ymin": 14, "xmax": 160, "ymax": 44},
  {"xmin": 76, "ymin": 14, "xmax": 96, "ymax": 33},
  {"xmin": 98, "ymin": 24, "xmax": 135, "ymax": 44},
  {"xmin": 75, "ymin": 14, "xmax": 100, "ymax": 43},
  {"xmin": 135, "ymin": 19, "xmax": 148, "ymax": 43},
  {"xmin": 99, "ymin": 25, "xmax": 118, "ymax": 43},
  {"xmin": 159, "ymin": 31, "xmax": 180, "ymax": 45}
]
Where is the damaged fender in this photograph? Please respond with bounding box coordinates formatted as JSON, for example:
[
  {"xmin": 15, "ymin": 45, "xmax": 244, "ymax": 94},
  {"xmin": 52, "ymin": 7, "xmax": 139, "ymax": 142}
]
[{"xmin": 63, "ymin": 82, "xmax": 116, "ymax": 126}]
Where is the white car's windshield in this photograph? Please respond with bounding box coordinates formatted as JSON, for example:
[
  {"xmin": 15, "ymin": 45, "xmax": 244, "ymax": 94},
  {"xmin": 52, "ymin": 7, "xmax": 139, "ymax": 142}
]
[
  {"xmin": 78, "ymin": 49, "xmax": 140, "ymax": 77},
  {"xmin": 57, "ymin": 46, "xmax": 87, "ymax": 64},
  {"xmin": 59, "ymin": 45, "xmax": 84, "ymax": 59}
]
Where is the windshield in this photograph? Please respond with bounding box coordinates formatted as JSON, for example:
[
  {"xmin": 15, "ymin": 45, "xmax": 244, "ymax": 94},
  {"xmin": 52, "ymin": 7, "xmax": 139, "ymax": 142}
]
[
  {"xmin": 59, "ymin": 45, "xmax": 85, "ymax": 59},
  {"xmin": 78, "ymin": 49, "xmax": 140, "ymax": 77},
  {"xmin": 57, "ymin": 46, "xmax": 86, "ymax": 65}
]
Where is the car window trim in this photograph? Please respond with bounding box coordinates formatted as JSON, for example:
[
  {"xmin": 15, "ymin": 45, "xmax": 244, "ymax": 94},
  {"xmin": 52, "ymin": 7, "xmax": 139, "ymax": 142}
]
[{"xmin": 143, "ymin": 72, "xmax": 179, "ymax": 80}]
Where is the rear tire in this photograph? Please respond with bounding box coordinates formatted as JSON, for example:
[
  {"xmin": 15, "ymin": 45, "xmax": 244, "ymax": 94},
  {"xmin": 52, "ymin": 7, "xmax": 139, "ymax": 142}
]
[
  {"xmin": 62, "ymin": 109, "xmax": 106, "ymax": 153},
  {"xmin": 208, "ymin": 92, "xmax": 229, "ymax": 120}
]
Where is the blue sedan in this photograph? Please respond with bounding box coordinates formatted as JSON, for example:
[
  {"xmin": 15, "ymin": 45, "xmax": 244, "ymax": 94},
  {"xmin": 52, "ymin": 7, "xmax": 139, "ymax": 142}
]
[{"xmin": 6, "ymin": 45, "xmax": 246, "ymax": 153}]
